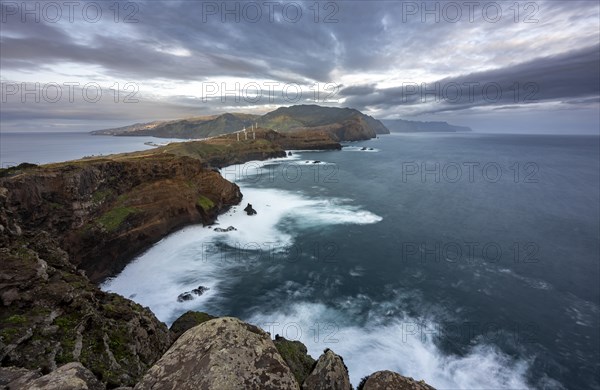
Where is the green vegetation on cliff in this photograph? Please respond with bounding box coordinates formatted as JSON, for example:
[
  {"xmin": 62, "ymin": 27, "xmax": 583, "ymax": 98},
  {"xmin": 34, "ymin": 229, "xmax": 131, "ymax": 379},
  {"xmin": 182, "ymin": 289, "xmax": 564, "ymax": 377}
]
[
  {"xmin": 97, "ymin": 206, "xmax": 138, "ymax": 231},
  {"xmin": 196, "ymin": 195, "xmax": 215, "ymax": 211}
]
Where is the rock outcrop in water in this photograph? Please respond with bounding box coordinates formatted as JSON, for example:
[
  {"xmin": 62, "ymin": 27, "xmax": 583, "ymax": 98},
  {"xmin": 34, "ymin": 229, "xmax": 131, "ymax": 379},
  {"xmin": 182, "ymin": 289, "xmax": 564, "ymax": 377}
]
[{"xmin": 244, "ymin": 203, "xmax": 257, "ymax": 215}]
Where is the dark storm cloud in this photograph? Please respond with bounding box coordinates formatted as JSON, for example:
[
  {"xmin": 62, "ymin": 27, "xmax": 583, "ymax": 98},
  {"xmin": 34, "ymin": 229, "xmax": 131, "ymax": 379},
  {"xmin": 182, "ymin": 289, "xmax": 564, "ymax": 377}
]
[
  {"xmin": 1, "ymin": 0, "xmax": 345, "ymax": 82},
  {"xmin": 2, "ymin": 0, "xmax": 598, "ymax": 83},
  {"xmin": 341, "ymin": 44, "xmax": 600, "ymax": 114}
]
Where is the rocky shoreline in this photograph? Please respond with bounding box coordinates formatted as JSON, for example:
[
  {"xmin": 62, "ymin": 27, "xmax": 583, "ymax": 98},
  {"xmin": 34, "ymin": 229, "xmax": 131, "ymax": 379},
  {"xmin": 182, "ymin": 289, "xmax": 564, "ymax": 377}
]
[{"xmin": 0, "ymin": 132, "xmax": 434, "ymax": 389}]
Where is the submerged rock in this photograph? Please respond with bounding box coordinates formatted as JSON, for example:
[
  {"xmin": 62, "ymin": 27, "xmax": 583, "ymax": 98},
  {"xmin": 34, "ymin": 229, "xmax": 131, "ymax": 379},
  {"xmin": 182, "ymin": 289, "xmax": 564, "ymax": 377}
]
[
  {"xmin": 177, "ymin": 292, "xmax": 194, "ymax": 302},
  {"xmin": 191, "ymin": 285, "xmax": 209, "ymax": 296},
  {"xmin": 288, "ymin": 151, "xmax": 293, "ymax": 156},
  {"xmin": 135, "ymin": 317, "xmax": 299, "ymax": 390},
  {"xmin": 302, "ymin": 349, "xmax": 351, "ymax": 390},
  {"xmin": 214, "ymin": 225, "xmax": 237, "ymax": 232},
  {"xmin": 244, "ymin": 203, "xmax": 257, "ymax": 215},
  {"xmin": 359, "ymin": 370, "xmax": 436, "ymax": 390},
  {"xmin": 177, "ymin": 286, "xmax": 209, "ymax": 302}
]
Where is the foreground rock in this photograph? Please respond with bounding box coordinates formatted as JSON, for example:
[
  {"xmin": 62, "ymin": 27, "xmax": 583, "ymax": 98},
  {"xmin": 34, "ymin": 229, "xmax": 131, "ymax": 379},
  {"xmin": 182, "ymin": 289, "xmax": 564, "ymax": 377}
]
[
  {"xmin": 0, "ymin": 232, "xmax": 171, "ymax": 387},
  {"xmin": 359, "ymin": 370, "xmax": 436, "ymax": 390},
  {"xmin": 0, "ymin": 366, "xmax": 42, "ymax": 388},
  {"xmin": 22, "ymin": 362, "xmax": 104, "ymax": 390},
  {"xmin": 135, "ymin": 317, "xmax": 299, "ymax": 390},
  {"xmin": 302, "ymin": 349, "xmax": 351, "ymax": 390}
]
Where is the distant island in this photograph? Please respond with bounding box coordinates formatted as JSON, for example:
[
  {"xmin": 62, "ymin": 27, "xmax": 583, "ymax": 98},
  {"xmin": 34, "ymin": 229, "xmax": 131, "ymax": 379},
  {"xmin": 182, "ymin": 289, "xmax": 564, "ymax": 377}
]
[{"xmin": 382, "ymin": 119, "xmax": 472, "ymax": 133}]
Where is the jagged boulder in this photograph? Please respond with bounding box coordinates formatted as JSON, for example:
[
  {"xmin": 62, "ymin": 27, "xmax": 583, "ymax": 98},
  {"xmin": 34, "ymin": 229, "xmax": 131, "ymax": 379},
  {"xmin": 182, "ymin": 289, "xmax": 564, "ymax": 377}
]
[
  {"xmin": 273, "ymin": 335, "xmax": 315, "ymax": 385},
  {"xmin": 359, "ymin": 370, "xmax": 435, "ymax": 390},
  {"xmin": 302, "ymin": 349, "xmax": 351, "ymax": 390},
  {"xmin": 20, "ymin": 362, "xmax": 104, "ymax": 390},
  {"xmin": 135, "ymin": 317, "xmax": 299, "ymax": 390}
]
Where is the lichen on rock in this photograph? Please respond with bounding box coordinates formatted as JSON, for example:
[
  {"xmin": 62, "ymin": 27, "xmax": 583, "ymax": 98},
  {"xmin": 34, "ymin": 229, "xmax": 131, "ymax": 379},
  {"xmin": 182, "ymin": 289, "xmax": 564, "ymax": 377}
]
[{"xmin": 135, "ymin": 317, "xmax": 299, "ymax": 390}]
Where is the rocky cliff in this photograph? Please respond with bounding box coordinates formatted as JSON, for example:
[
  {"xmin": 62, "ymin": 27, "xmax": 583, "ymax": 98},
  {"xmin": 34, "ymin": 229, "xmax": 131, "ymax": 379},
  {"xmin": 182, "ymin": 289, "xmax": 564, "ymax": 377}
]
[
  {"xmin": 1, "ymin": 155, "xmax": 242, "ymax": 283},
  {"xmin": 0, "ymin": 135, "xmax": 435, "ymax": 389}
]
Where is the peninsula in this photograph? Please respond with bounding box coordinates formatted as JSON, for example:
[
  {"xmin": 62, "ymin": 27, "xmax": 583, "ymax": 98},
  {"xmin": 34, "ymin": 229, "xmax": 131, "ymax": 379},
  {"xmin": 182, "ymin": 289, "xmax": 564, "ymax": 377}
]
[{"xmin": 0, "ymin": 107, "xmax": 434, "ymax": 389}]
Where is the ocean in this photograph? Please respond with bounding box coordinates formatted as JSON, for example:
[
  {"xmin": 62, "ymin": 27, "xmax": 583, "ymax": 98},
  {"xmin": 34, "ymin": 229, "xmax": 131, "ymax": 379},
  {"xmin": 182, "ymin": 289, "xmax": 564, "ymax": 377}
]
[
  {"xmin": 9, "ymin": 132, "xmax": 598, "ymax": 389},
  {"xmin": 0, "ymin": 132, "xmax": 185, "ymax": 167}
]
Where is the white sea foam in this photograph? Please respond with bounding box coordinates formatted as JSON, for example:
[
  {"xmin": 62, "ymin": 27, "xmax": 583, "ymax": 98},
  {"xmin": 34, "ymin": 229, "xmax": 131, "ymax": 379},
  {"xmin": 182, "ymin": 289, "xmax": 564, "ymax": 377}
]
[
  {"xmin": 101, "ymin": 155, "xmax": 533, "ymax": 389},
  {"xmin": 102, "ymin": 157, "xmax": 383, "ymax": 322},
  {"xmin": 342, "ymin": 146, "xmax": 380, "ymax": 152},
  {"xmin": 248, "ymin": 301, "xmax": 532, "ymax": 389}
]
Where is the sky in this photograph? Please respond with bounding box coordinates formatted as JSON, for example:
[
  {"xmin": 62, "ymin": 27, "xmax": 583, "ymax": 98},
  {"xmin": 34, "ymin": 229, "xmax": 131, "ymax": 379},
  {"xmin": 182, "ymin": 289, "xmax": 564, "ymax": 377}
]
[{"xmin": 1, "ymin": 0, "xmax": 599, "ymax": 133}]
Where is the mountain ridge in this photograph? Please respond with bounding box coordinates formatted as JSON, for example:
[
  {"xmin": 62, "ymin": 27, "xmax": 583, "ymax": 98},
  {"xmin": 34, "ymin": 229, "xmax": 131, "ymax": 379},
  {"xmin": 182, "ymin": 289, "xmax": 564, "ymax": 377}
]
[{"xmin": 92, "ymin": 105, "xmax": 389, "ymax": 141}]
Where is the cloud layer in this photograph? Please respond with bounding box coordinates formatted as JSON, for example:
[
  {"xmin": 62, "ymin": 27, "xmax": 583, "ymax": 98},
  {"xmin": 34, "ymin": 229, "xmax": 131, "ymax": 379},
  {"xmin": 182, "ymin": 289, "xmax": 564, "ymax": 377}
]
[{"xmin": 1, "ymin": 0, "xmax": 599, "ymax": 132}]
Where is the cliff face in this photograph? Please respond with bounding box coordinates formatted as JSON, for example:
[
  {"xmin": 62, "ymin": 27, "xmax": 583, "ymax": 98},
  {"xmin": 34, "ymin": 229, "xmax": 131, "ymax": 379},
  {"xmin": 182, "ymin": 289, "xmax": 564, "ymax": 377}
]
[{"xmin": 1, "ymin": 156, "xmax": 242, "ymax": 283}]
